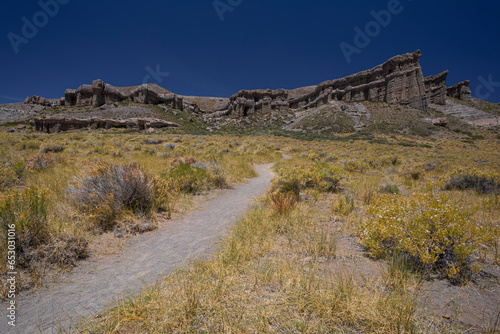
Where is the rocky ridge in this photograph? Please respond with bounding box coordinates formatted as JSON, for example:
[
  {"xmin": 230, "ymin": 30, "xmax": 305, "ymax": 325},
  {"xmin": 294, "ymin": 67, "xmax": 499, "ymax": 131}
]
[
  {"xmin": 30, "ymin": 116, "xmax": 179, "ymax": 133},
  {"xmin": 24, "ymin": 50, "xmax": 472, "ymax": 120}
]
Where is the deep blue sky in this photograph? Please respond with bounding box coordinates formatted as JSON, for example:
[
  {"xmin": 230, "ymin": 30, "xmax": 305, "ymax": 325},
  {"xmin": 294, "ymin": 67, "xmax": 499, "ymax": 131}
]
[{"xmin": 1, "ymin": 0, "xmax": 499, "ymax": 104}]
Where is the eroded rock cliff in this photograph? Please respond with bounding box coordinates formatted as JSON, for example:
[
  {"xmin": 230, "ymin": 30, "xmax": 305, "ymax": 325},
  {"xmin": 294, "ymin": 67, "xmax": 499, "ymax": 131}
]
[
  {"xmin": 30, "ymin": 116, "xmax": 180, "ymax": 133},
  {"xmin": 24, "ymin": 50, "xmax": 474, "ymax": 120},
  {"xmin": 218, "ymin": 50, "xmax": 462, "ymax": 118},
  {"xmin": 447, "ymin": 81, "xmax": 472, "ymax": 101}
]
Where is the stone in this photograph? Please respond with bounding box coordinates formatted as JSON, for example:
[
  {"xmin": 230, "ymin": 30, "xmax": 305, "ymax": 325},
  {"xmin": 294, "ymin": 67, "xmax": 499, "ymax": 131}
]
[
  {"xmin": 212, "ymin": 50, "xmax": 459, "ymax": 118},
  {"xmin": 30, "ymin": 116, "xmax": 180, "ymax": 133},
  {"xmin": 24, "ymin": 95, "xmax": 60, "ymax": 107},
  {"xmin": 447, "ymin": 81, "xmax": 472, "ymax": 101},
  {"xmin": 424, "ymin": 71, "xmax": 449, "ymax": 105},
  {"xmin": 432, "ymin": 118, "xmax": 448, "ymax": 127},
  {"xmin": 62, "ymin": 80, "xmax": 183, "ymax": 110},
  {"xmin": 288, "ymin": 50, "xmax": 430, "ymax": 111}
]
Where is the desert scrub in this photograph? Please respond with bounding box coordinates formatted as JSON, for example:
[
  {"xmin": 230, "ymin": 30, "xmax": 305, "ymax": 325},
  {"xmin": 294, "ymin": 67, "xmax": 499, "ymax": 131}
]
[
  {"xmin": 0, "ymin": 187, "xmax": 50, "ymax": 261},
  {"xmin": 273, "ymin": 162, "xmax": 344, "ymax": 194},
  {"xmin": 361, "ymin": 191, "xmax": 488, "ymax": 283},
  {"xmin": 164, "ymin": 156, "xmax": 230, "ymax": 194},
  {"xmin": 67, "ymin": 162, "xmax": 154, "ymax": 230},
  {"xmin": 27, "ymin": 153, "xmax": 56, "ymax": 170},
  {"xmin": 83, "ymin": 197, "xmax": 425, "ymax": 333},
  {"xmin": 444, "ymin": 174, "xmax": 500, "ymax": 195},
  {"xmin": 0, "ymin": 165, "xmax": 17, "ymax": 191},
  {"xmin": 152, "ymin": 177, "xmax": 178, "ymax": 219},
  {"xmin": 441, "ymin": 166, "xmax": 500, "ymax": 195},
  {"xmin": 164, "ymin": 158, "xmax": 211, "ymax": 194},
  {"xmin": 0, "ymin": 187, "xmax": 88, "ymax": 296},
  {"xmin": 332, "ymin": 194, "xmax": 355, "ymax": 216}
]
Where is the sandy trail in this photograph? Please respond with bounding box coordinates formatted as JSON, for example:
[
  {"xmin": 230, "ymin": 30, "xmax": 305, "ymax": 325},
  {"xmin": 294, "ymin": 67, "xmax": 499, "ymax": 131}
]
[{"xmin": 2, "ymin": 164, "xmax": 274, "ymax": 334}]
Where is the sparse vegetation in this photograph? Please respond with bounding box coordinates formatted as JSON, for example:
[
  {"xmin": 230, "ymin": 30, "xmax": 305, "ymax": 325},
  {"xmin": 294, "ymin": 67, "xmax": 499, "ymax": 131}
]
[{"xmin": 0, "ymin": 110, "xmax": 498, "ymax": 331}]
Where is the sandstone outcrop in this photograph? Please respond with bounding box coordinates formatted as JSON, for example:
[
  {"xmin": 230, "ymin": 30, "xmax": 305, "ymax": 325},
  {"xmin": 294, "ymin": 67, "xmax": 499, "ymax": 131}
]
[
  {"xmin": 226, "ymin": 89, "xmax": 289, "ymax": 118},
  {"xmin": 30, "ymin": 116, "xmax": 180, "ymax": 133},
  {"xmin": 27, "ymin": 50, "xmax": 474, "ymax": 120},
  {"xmin": 424, "ymin": 71, "xmax": 449, "ymax": 105},
  {"xmin": 63, "ymin": 81, "xmax": 183, "ymax": 110},
  {"xmin": 432, "ymin": 117, "xmax": 448, "ymax": 127},
  {"xmin": 447, "ymin": 81, "xmax": 472, "ymax": 101},
  {"xmin": 216, "ymin": 50, "xmax": 460, "ymax": 118},
  {"xmin": 24, "ymin": 95, "xmax": 62, "ymax": 107},
  {"xmin": 288, "ymin": 50, "xmax": 430, "ymax": 112}
]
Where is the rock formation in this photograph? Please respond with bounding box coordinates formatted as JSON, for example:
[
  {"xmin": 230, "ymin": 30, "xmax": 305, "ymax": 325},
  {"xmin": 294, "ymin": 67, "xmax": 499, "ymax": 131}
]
[
  {"xmin": 447, "ymin": 81, "xmax": 472, "ymax": 101},
  {"xmin": 225, "ymin": 89, "xmax": 289, "ymax": 118},
  {"xmin": 30, "ymin": 116, "xmax": 180, "ymax": 133},
  {"xmin": 288, "ymin": 50, "xmax": 430, "ymax": 112},
  {"xmin": 62, "ymin": 81, "xmax": 183, "ymax": 110},
  {"xmin": 217, "ymin": 50, "xmax": 463, "ymax": 118},
  {"xmin": 24, "ymin": 50, "xmax": 474, "ymax": 120},
  {"xmin": 24, "ymin": 95, "xmax": 62, "ymax": 107},
  {"xmin": 424, "ymin": 71, "xmax": 449, "ymax": 105}
]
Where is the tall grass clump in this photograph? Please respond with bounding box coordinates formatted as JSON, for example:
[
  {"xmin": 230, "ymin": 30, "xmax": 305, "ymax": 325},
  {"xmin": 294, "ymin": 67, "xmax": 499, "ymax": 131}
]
[
  {"xmin": 0, "ymin": 187, "xmax": 49, "ymax": 265},
  {"xmin": 361, "ymin": 191, "xmax": 489, "ymax": 283},
  {"xmin": 67, "ymin": 162, "xmax": 154, "ymax": 230}
]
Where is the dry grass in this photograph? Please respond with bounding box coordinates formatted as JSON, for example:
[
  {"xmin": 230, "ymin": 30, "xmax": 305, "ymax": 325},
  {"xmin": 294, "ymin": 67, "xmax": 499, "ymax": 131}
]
[{"xmin": 0, "ymin": 125, "xmax": 498, "ymax": 331}]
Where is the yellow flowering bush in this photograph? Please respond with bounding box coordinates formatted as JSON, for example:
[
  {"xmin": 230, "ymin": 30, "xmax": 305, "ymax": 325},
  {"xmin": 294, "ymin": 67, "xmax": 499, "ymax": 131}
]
[{"xmin": 361, "ymin": 191, "xmax": 487, "ymax": 282}]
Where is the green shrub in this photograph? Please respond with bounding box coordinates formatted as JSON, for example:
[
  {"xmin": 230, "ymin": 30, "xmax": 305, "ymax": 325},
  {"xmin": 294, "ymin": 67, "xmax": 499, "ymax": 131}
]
[
  {"xmin": 11, "ymin": 160, "xmax": 27, "ymax": 180},
  {"xmin": 444, "ymin": 175, "xmax": 499, "ymax": 194},
  {"xmin": 332, "ymin": 194, "xmax": 355, "ymax": 215},
  {"xmin": 380, "ymin": 184, "xmax": 400, "ymax": 194},
  {"xmin": 40, "ymin": 145, "xmax": 64, "ymax": 153},
  {"xmin": 361, "ymin": 192, "xmax": 486, "ymax": 283},
  {"xmin": 15, "ymin": 141, "xmax": 40, "ymax": 150},
  {"xmin": 165, "ymin": 162, "xmax": 210, "ymax": 194}
]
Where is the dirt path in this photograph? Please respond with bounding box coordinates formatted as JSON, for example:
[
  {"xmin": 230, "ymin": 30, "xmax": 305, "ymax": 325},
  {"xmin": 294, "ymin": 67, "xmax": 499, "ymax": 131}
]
[{"xmin": 2, "ymin": 164, "xmax": 274, "ymax": 334}]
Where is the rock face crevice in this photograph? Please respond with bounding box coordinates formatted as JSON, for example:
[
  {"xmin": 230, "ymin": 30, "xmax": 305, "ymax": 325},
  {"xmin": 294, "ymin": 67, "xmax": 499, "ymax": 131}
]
[
  {"xmin": 447, "ymin": 80, "xmax": 472, "ymax": 101},
  {"xmin": 30, "ymin": 116, "xmax": 180, "ymax": 133}
]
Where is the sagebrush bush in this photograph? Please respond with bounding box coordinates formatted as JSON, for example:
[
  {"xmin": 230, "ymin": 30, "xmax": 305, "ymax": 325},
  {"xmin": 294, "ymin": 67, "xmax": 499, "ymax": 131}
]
[
  {"xmin": 40, "ymin": 144, "xmax": 64, "ymax": 153},
  {"xmin": 442, "ymin": 166, "xmax": 500, "ymax": 195},
  {"xmin": 361, "ymin": 192, "xmax": 487, "ymax": 282},
  {"xmin": 444, "ymin": 175, "xmax": 499, "ymax": 194},
  {"xmin": 67, "ymin": 162, "xmax": 154, "ymax": 229}
]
